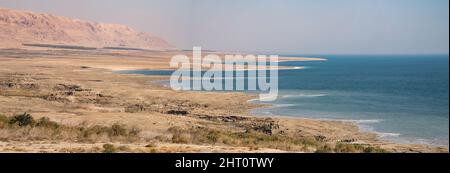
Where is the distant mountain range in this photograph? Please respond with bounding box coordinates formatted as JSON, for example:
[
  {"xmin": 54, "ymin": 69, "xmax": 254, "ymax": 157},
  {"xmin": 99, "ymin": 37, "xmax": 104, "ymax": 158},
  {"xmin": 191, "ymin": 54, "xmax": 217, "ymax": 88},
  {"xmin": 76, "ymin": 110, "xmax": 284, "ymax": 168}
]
[{"xmin": 0, "ymin": 7, "xmax": 175, "ymax": 50}]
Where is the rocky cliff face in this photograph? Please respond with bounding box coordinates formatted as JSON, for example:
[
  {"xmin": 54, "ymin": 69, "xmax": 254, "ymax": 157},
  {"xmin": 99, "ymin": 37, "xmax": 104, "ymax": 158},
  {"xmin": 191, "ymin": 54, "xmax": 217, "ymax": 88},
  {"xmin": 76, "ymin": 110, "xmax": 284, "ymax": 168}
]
[{"xmin": 0, "ymin": 8, "xmax": 175, "ymax": 50}]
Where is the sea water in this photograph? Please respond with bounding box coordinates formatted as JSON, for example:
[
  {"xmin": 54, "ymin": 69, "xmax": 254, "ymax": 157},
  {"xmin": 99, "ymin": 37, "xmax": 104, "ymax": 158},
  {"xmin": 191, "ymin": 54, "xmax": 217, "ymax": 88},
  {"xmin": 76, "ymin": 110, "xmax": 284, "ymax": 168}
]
[{"xmin": 119, "ymin": 55, "xmax": 449, "ymax": 147}]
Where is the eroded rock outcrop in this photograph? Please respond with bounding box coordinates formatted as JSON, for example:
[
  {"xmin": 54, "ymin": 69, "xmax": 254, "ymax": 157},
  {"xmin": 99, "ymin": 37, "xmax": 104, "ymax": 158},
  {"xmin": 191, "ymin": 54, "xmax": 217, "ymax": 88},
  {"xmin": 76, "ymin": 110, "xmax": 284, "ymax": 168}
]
[{"xmin": 0, "ymin": 7, "xmax": 175, "ymax": 50}]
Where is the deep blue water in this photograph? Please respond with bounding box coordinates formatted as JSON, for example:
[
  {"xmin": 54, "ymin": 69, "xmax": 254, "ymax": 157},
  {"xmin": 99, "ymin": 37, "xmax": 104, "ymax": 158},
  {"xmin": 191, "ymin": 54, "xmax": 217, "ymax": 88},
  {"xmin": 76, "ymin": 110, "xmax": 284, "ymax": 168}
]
[{"xmin": 119, "ymin": 55, "xmax": 449, "ymax": 147}]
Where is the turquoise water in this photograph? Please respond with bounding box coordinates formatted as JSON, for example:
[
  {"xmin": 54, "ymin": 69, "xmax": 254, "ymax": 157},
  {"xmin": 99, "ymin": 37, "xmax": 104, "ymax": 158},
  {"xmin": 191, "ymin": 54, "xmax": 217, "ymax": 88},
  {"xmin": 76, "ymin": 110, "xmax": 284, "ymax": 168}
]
[{"xmin": 119, "ymin": 55, "xmax": 449, "ymax": 147}]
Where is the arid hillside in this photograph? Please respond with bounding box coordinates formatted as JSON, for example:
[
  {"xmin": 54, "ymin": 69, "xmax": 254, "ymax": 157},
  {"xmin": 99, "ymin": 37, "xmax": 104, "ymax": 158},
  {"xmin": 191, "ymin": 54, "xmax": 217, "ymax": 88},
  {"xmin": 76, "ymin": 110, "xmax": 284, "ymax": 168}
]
[{"xmin": 0, "ymin": 7, "xmax": 174, "ymax": 50}]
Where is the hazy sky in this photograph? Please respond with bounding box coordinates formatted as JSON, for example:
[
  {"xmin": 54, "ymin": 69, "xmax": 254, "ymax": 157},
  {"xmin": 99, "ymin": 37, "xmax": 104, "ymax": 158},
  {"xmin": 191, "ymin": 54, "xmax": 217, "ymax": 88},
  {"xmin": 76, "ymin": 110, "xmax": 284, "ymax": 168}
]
[{"xmin": 1, "ymin": 0, "xmax": 449, "ymax": 54}]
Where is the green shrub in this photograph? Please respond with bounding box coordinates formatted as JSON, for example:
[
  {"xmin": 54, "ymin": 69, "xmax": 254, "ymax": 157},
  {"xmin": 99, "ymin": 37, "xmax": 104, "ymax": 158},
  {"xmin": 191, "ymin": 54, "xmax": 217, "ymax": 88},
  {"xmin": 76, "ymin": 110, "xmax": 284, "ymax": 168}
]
[
  {"xmin": 9, "ymin": 112, "xmax": 35, "ymax": 126},
  {"xmin": 102, "ymin": 144, "xmax": 117, "ymax": 153}
]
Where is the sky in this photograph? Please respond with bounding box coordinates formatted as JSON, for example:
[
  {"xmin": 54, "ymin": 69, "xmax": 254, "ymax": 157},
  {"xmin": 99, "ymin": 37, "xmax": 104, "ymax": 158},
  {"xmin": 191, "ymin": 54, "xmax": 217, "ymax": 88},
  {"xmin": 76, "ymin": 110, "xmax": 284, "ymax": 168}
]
[{"xmin": 1, "ymin": 0, "xmax": 449, "ymax": 54}]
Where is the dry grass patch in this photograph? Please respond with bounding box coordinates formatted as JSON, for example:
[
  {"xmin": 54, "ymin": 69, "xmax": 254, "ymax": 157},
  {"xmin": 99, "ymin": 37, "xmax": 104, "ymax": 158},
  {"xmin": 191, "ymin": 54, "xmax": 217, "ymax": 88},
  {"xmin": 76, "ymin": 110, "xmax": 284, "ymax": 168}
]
[
  {"xmin": 165, "ymin": 126, "xmax": 387, "ymax": 153},
  {"xmin": 0, "ymin": 113, "xmax": 142, "ymax": 143}
]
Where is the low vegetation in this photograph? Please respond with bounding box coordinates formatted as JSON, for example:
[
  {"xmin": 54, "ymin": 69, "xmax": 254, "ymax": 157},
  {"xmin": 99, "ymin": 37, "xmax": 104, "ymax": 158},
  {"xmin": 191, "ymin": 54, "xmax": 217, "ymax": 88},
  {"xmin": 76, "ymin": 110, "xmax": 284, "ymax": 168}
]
[
  {"xmin": 102, "ymin": 144, "xmax": 117, "ymax": 153},
  {"xmin": 165, "ymin": 126, "xmax": 387, "ymax": 153},
  {"xmin": 0, "ymin": 113, "xmax": 387, "ymax": 153},
  {"xmin": 0, "ymin": 113, "xmax": 141, "ymax": 143}
]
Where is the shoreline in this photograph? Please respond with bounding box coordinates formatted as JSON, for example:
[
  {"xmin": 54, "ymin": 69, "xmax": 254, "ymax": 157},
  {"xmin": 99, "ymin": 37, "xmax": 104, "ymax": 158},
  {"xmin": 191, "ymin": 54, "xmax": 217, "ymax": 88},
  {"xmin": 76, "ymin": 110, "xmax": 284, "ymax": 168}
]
[
  {"xmin": 118, "ymin": 53, "xmax": 448, "ymax": 149},
  {"xmin": 250, "ymin": 109, "xmax": 448, "ymax": 148},
  {"xmin": 152, "ymin": 77, "xmax": 449, "ymax": 149},
  {"xmin": 118, "ymin": 66, "xmax": 448, "ymax": 149}
]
